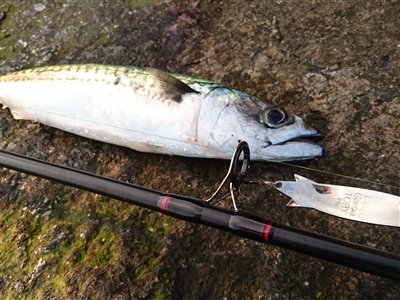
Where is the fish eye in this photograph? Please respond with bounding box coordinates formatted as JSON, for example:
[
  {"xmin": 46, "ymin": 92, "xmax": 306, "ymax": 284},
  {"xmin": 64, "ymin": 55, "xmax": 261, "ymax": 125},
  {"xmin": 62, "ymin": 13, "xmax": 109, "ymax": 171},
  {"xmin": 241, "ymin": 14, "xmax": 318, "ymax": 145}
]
[{"xmin": 260, "ymin": 107, "xmax": 293, "ymax": 128}]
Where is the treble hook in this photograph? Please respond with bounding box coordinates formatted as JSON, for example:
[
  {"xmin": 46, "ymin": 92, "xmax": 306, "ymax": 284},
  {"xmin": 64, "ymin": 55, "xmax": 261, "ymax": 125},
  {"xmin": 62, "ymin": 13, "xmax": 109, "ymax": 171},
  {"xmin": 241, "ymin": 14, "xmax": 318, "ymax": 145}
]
[{"xmin": 206, "ymin": 141, "xmax": 251, "ymax": 211}]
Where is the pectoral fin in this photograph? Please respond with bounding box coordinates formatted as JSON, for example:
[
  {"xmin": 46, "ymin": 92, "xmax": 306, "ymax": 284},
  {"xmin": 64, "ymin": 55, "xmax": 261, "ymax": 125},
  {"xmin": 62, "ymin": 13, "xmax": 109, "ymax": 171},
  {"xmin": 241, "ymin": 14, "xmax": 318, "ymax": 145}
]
[{"xmin": 145, "ymin": 68, "xmax": 200, "ymax": 102}]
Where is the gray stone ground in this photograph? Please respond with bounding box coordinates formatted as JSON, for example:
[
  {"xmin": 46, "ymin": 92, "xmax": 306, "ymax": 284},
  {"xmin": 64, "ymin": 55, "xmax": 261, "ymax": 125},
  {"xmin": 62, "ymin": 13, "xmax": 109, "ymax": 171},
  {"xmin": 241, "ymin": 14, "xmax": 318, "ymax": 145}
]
[{"xmin": 0, "ymin": 0, "xmax": 399, "ymax": 299}]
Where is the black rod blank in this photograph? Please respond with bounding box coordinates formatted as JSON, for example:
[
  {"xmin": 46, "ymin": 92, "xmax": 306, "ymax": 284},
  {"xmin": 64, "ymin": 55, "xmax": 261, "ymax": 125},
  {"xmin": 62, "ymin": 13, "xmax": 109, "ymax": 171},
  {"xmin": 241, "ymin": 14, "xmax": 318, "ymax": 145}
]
[{"xmin": 0, "ymin": 149, "xmax": 399, "ymax": 281}]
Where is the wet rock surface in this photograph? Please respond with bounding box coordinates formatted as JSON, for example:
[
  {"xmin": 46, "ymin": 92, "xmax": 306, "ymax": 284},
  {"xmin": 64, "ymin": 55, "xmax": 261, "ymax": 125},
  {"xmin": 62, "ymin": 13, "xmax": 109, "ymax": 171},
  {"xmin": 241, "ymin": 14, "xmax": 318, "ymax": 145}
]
[{"xmin": 0, "ymin": 0, "xmax": 399, "ymax": 299}]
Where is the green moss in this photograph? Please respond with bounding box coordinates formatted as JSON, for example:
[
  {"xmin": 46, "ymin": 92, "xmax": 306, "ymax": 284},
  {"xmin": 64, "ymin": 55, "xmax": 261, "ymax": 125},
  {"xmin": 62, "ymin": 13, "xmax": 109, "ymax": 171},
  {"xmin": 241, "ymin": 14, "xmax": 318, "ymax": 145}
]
[
  {"xmin": 0, "ymin": 3, "xmax": 29, "ymax": 61},
  {"xmin": 315, "ymin": 291, "xmax": 326, "ymax": 299},
  {"xmin": 147, "ymin": 256, "xmax": 160, "ymax": 267},
  {"xmin": 0, "ymin": 207, "xmax": 45, "ymax": 291},
  {"xmin": 0, "ymin": 208, "xmax": 15, "ymax": 223},
  {"xmin": 152, "ymin": 288, "xmax": 166, "ymax": 300},
  {"xmin": 0, "ymin": 220, "xmax": 23, "ymax": 269},
  {"xmin": 96, "ymin": 33, "xmax": 110, "ymax": 46},
  {"xmin": 84, "ymin": 224, "xmax": 119, "ymax": 268},
  {"xmin": 14, "ymin": 194, "xmax": 28, "ymax": 206},
  {"xmin": 135, "ymin": 266, "xmax": 150, "ymax": 280},
  {"xmin": 134, "ymin": 248, "xmax": 162, "ymax": 281},
  {"xmin": 68, "ymin": 239, "xmax": 87, "ymax": 265},
  {"xmin": 0, "ymin": 163, "xmax": 171, "ymax": 298},
  {"xmin": 26, "ymin": 217, "xmax": 41, "ymax": 238},
  {"xmin": 52, "ymin": 274, "xmax": 67, "ymax": 295},
  {"xmin": 93, "ymin": 198, "xmax": 116, "ymax": 218},
  {"xmin": 0, "ymin": 187, "xmax": 92, "ymax": 295}
]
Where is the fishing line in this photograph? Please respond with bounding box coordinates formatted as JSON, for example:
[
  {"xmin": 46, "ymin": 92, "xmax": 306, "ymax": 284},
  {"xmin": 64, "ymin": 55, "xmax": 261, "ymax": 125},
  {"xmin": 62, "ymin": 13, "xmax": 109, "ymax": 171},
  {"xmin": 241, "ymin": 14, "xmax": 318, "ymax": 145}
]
[{"xmin": 270, "ymin": 160, "xmax": 400, "ymax": 191}]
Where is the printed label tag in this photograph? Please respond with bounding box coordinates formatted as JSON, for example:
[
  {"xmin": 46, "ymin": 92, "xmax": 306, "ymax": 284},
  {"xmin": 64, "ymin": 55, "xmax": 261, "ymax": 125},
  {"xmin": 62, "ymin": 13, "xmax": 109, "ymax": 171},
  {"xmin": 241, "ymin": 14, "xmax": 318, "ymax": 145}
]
[{"xmin": 275, "ymin": 175, "xmax": 400, "ymax": 227}]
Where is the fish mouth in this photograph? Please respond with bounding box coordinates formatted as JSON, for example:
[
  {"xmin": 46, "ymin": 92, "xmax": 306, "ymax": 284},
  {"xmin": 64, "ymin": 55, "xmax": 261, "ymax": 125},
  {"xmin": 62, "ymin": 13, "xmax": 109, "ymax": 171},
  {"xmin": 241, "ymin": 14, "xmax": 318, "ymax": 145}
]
[
  {"xmin": 274, "ymin": 132, "xmax": 324, "ymax": 146},
  {"xmin": 254, "ymin": 131, "xmax": 324, "ymax": 161}
]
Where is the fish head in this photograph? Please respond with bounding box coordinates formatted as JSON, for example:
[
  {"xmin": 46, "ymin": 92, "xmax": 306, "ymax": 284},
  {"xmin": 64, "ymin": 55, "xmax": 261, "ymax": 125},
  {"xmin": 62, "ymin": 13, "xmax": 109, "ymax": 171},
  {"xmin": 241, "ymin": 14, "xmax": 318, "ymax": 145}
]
[{"xmin": 210, "ymin": 95, "xmax": 324, "ymax": 161}]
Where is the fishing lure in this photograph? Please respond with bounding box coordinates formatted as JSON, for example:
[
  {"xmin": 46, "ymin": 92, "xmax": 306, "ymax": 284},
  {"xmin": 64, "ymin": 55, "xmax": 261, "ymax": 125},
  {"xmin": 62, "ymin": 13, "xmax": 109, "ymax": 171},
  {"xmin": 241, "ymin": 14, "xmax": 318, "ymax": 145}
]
[
  {"xmin": 0, "ymin": 64, "xmax": 323, "ymax": 161},
  {"xmin": 276, "ymin": 175, "xmax": 400, "ymax": 227}
]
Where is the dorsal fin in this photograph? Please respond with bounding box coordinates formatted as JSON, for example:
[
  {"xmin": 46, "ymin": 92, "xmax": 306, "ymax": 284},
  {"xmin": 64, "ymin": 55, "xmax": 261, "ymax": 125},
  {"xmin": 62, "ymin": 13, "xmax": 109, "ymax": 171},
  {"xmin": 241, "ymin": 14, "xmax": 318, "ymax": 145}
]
[{"xmin": 145, "ymin": 67, "xmax": 200, "ymax": 102}]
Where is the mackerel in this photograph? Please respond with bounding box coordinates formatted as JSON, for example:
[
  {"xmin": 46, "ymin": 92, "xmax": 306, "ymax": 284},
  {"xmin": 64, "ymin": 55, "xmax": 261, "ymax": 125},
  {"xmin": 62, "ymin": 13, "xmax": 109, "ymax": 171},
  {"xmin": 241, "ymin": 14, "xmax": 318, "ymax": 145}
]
[{"xmin": 0, "ymin": 64, "xmax": 323, "ymax": 160}]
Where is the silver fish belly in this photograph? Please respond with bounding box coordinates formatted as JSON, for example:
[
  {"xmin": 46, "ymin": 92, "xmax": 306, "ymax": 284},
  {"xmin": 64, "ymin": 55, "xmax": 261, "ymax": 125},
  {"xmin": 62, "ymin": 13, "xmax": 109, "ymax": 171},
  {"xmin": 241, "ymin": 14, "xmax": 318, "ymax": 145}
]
[{"xmin": 0, "ymin": 64, "xmax": 323, "ymax": 161}]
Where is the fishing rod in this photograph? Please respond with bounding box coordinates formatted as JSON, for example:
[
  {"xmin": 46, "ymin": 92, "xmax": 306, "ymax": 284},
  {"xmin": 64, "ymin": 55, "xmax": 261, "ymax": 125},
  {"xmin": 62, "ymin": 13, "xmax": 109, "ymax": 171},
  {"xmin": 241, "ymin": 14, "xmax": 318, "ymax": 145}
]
[{"xmin": 0, "ymin": 144, "xmax": 399, "ymax": 281}]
